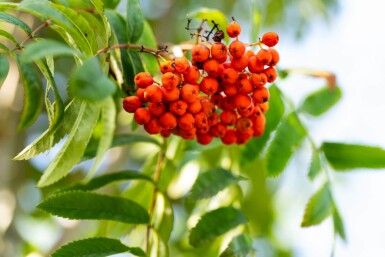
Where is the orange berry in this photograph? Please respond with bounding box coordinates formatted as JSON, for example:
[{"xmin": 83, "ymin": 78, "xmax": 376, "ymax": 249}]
[
  {"xmin": 197, "ymin": 124, "xmax": 209, "ymax": 134},
  {"xmin": 160, "ymin": 60, "xmax": 175, "ymax": 74},
  {"xmin": 161, "ymin": 87, "xmax": 180, "ymax": 102},
  {"xmin": 208, "ymin": 112, "xmax": 219, "ymax": 126},
  {"xmin": 231, "ymin": 54, "xmax": 249, "ymax": 72},
  {"xmin": 144, "ymin": 117, "xmax": 162, "ymax": 134},
  {"xmin": 134, "ymin": 72, "xmax": 153, "ymax": 88},
  {"xmin": 211, "ymin": 42, "xmax": 228, "ymax": 63},
  {"xmin": 161, "ymin": 72, "xmax": 180, "ymax": 90},
  {"xmin": 209, "ymin": 123, "xmax": 227, "ymax": 138},
  {"xmin": 220, "ymin": 109, "xmax": 237, "ymax": 125},
  {"xmin": 194, "ymin": 111, "xmax": 209, "ymax": 128},
  {"xmin": 221, "ymin": 96, "xmax": 235, "ymax": 110},
  {"xmin": 255, "ymin": 49, "xmax": 272, "ymax": 66},
  {"xmin": 268, "ymin": 48, "xmax": 280, "ymax": 66},
  {"xmin": 210, "ymin": 93, "xmax": 223, "ymax": 107},
  {"xmin": 203, "ymin": 59, "xmax": 220, "ymax": 77},
  {"xmin": 233, "ymin": 93, "xmax": 252, "ymax": 111},
  {"xmin": 252, "ymin": 87, "xmax": 270, "ymax": 104},
  {"xmin": 192, "ymin": 44, "xmax": 210, "ymax": 62},
  {"xmin": 223, "ymin": 83, "xmax": 238, "ymax": 97},
  {"xmin": 244, "ymin": 49, "xmax": 255, "ymax": 58},
  {"xmin": 235, "ymin": 117, "xmax": 253, "ymax": 132},
  {"xmin": 238, "ymin": 78, "xmax": 253, "ymax": 94},
  {"xmin": 196, "ymin": 133, "xmax": 213, "ymax": 145},
  {"xmin": 180, "ymin": 127, "xmax": 196, "ymax": 140},
  {"xmin": 184, "ymin": 66, "xmax": 201, "ymax": 84},
  {"xmin": 144, "ymin": 85, "xmax": 162, "ymax": 103},
  {"xmin": 187, "ymin": 100, "xmax": 202, "ymax": 114},
  {"xmin": 229, "ymin": 40, "xmax": 246, "ymax": 58},
  {"xmin": 122, "ymin": 96, "xmax": 141, "ymax": 113},
  {"xmin": 251, "ymin": 109, "xmax": 266, "ymax": 136},
  {"xmin": 200, "ymin": 99, "xmax": 216, "ymax": 117},
  {"xmin": 200, "ymin": 76, "xmax": 219, "ymax": 95},
  {"xmin": 221, "ymin": 129, "xmax": 237, "ymax": 145},
  {"xmin": 136, "ymin": 88, "xmax": 146, "ymax": 102},
  {"xmin": 261, "ymin": 32, "xmax": 279, "ymax": 47},
  {"xmin": 134, "ymin": 107, "xmax": 151, "ymax": 125},
  {"xmin": 236, "ymin": 129, "xmax": 253, "ymax": 144},
  {"xmin": 250, "ymin": 73, "xmax": 267, "ymax": 88},
  {"xmin": 226, "ymin": 21, "xmax": 241, "ymax": 38},
  {"xmin": 160, "ymin": 129, "xmax": 172, "ymax": 138},
  {"xmin": 174, "ymin": 57, "xmax": 191, "ymax": 74},
  {"xmin": 178, "ymin": 112, "xmax": 195, "ymax": 130},
  {"xmin": 181, "ymin": 84, "xmax": 199, "ymax": 103},
  {"xmin": 169, "ymin": 100, "xmax": 188, "ymax": 116},
  {"xmin": 148, "ymin": 102, "xmax": 166, "ymax": 117},
  {"xmin": 221, "ymin": 68, "xmax": 239, "ymax": 84},
  {"xmin": 263, "ymin": 66, "xmax": 277, "ymax": 83},
  {"xmin": 248, "ymin": 56, "xmax": 264, "ymax": 73},
  {"xmin": 238, "ymin": 103, "xmax": 255, "ymax": 117},
  {"xmin": 259, "ymin": 101, "xmax": 269, "ymax": 113},
  {"xmin": 159, "ymin": 112, "xmax": 178, "ymax": 130}
]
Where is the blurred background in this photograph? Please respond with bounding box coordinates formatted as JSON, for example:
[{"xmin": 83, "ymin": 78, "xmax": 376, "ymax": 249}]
[{"xmin": 1, "ymin": 0, "xmax": 385, "ymax": 256}]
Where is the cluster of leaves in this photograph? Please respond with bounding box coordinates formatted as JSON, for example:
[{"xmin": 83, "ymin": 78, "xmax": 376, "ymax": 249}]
[{"xmin": 1, "ymin": 0, "xmax": 385, "ymax": 257}]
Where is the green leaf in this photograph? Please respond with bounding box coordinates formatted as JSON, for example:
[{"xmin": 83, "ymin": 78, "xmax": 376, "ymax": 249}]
[
  {"xmin": 0, "ymin": 42, "xmax": 9, "ymax": 53},
  {"xmin": 69, "ymin": 56, "xmax": 116, "ymax": 101},
  {"xmin": 65, "ymin": 170, "xmax": 153, "ymax": 191},
  {"xmin": 220, "ymin": 234, "xmax": 254, "ymax": 257},
  {"xmin": 137, "ymin": 20, "xmax": 159, "ymax": 75},
  {"xmin": 127, "ymin": 0, "xmax": 144, "ymax": 42},
  {"xmin": 51, "ymin": 237, "xmax": 145, "ymax": 257},
  {"xmin": 13, "ymin": 99, "xmax": 81, "ymax": 160},
  {"xmin": 34, "ymin": 58, "xmax": 64, "ymax": 131},
  {"xmin": 0, "ymin": 12, "xmax": 32, "ymax": 34},
  {"xmin": 0, "ymin": 29, "xmax": 18, "ymax": 45},
  {"xmin": 22, "ymin": 39, "xmax": 82, "ymax": 62},
  {"xmin": 38, "ymin": 191, "xmax": 150, "ymax": 224},
  {"xmin": 188, "ymin": 168, "xmax": 244, "ymax": 201},
  {"xmin": 189, "ymin": 207, "xmax": 247, "ymax": 247},
  {"xmin": 242, "ymin": 85, "xmax": 285, "ymax": 162},
  {"xmin": 308, "ymin": 148, "xmax": 322, "ymax": 180},
  {"xmin": 86, "ymin": 97, "xmax": 116, "ymax": 179},
  {"xmin": 301, "ymin": 85, "xmax": 342, "ymax": 116},
  {"xmin": 37, "ymin": 101, "xmax": 101, "ymax": 187},
  {"xmin": 0, "ymin": 55, "xmax": 10, "ymax": 87},
  {"xmin": 188, "ymin": 8, "xmax": 229, "ymax": 43},
  {"xmin": 333, "ymin": 208, "xmax": 346, "ymax": 240},
  {"xmin": 301, "ymin": 183, "xmax": 334, "ymax": 227},
  {"xmin": 16, "ymin": 55, "xmax": 44, "ymax": 130},
  {"xmin": 265, "ymin": 112, "xmax": 306, "ymax": 177},
  {"xmin": 18, "ymin": 0, "xmax": 93, "ymax": 55},
  {"xmin": 322, "ymin": 142, "xmax": 385, "ymax": 170}
]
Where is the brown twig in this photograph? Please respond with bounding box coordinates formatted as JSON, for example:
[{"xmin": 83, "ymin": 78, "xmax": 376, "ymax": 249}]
[{"xmin": 13, "ymin": 19, "xmax": 52, "ymax": 52}]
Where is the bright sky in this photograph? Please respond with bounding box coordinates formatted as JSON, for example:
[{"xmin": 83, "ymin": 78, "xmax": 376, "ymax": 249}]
[{"xmin": 277, "ymin": 0, "xmax": 385, "ymax": 256}]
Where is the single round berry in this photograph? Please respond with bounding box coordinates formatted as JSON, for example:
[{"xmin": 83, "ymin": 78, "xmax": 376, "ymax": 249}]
[
  {"xmin": 123, "ymin": 96, "xmax": 141, "ymax": 113},
  {"xmin": 261, "ymin": 32, "xmax": 279, "ymax": 47},
  {"xmin": 174, "ymin": 57, "xmax": 191, "ymax": 74},
  {"xmin": 268, "ymin": 48, "xmax": 280, "ymax": 66},
  {"xmin": 169, "ymin": 100, "xmax": 188, "ymax": 116},
  {"xmin": 192, "ymin": 44, "xmax": 210, "ymax": 62},
  {"xmin": 144, "ymin": 85, "xmax": 163, "ymax": 103},
  {"xmin": 161, "ymin": 72, "xmax": 180, "ymax": 90},
  {"xmin": 134, "ymin": 107, "xmax": 151, "ymax": 125},
  {"xmin": 200, "ymin": 76, "xmax": 219, "ymax": 95},
  {"xmin": 144, "ymin": 117, "xmax": 162, "ymax": 134},
  {"xmin": 228, "ymin": 40, "xmax": 246, "ymax": 58},
  {"xmin": 221, "ymin": 129, "xmax": 237, "ymax": 145},
  {"xmin": 197, "ymin": 133, "xmax": 213, "ymax": 145},
  {"xmin": 226, "ymin": 21, "xmax": 241, "ymax": 38},
  {"xmin": 263, "ymin": 67, "xmax": 277, "ymax": 83},
  {"xmin": 134, "ymin": 72, "xmax": 153, "ymax": 88},
  {"xmin": 159, "ymin": 112, "xmax": 178, "ymax": 130},
  {"xmin": 211, "ymin": 42, "xmax": 228, "ymax": 63}
]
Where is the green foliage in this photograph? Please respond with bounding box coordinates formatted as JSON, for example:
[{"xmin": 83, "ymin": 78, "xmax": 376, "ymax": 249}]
[
  {"xmin": 187, "ymin": 168, "xmax": 244, "ymax": 201},
  {"xmin": 65, "ymin": 170, "xmax": 153, "ymax": 191},
  {"xmin": 220, "ymin": 234, "xmax": 254, "ymax": 257},
  {"xmin": 301, "ymin": 85, "xmax": 342, "ymax": 116},
  {"xmin": 22, "ymin": 39, "xmax": 83, "ymax": 62},
  {"xmin": 0, "ymin": 55, "xmax": 9, "ymax": 87},
  {"xmin": 308, "ymin": 148, "xmax": 322, "ymax": 179},
  {"xmin": 301, "ymin": 183, "xmax": 334, "ymax": 227},
  {"xmin": 0, "ymin": 12, "xmax": 32, "ymax": 34},
  {"xmin": 37, "ymin": 101, "xmax": 100, "ymax": 187},
  {"xmin": 322, "ymin": 142, "xmax": 385, "ymax": 170},
  {"xmin": 127, "ymin": 0, "xmax": 145, "ymax": 42},
  {"xmin": 51, "ymin": 237, "xmax": 145, "ymax": 257},
  {"xmin": 16, "ymin": 55, "xmax": 44, "ymax": 130},
  {"xmin": 38, "ymin": 191, "xmax": 150, "ymax": 224},
  {"xmin": 189, "ymin": 207, "xmax": 247, "ymax": 247},
  {"xmin": 69, "ymin": 56, "xmax": 116, "ymax": 101},
  {"xmin": 266, "ymin": 112, "xmax": 306, "ymax": 177}
]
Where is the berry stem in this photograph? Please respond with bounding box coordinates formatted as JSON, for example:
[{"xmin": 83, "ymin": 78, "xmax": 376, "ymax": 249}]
[
  {"xmin": 12, "ymin": 19, "xmax": 52, "ymax": 52},
  {"xmin": 146, "ymin": 137, "xmax": 168, "ymax": 255}
]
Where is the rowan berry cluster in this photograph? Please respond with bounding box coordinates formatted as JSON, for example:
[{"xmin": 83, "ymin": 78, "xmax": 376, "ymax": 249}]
[{"xmin": 122, "ymin": 19, "xmax": 280, "ymax": 145}]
